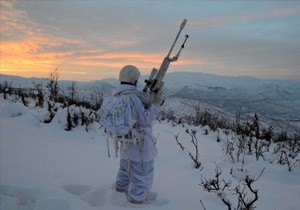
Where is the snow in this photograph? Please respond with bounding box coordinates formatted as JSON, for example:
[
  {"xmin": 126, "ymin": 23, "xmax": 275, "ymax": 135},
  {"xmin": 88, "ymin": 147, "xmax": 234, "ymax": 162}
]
[
  {"xmin": 1, "ymin": 96, "xmax": 300, "ymax": 210},
  {"xmin": 2, "ymin": 72, "xmax": 300, "ymax": 134}
]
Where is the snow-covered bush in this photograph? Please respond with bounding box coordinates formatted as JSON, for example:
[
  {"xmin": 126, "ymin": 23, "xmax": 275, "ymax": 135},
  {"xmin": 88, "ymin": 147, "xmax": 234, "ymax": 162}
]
[
  {"xmin": 46, "ymin": 68, "xmax": 60, "ymax": 103},
  {"xmin": 174, "ymin": 129, "xmax": 202, "ymax": 169},
  {"xmin": 32, "ymin": 81, "xmax": 45, "ymax": 108},
  {"xmin": 0, "ymin": 78, "xmax": 102, "ymax": 132},
  {"xmin": 273, "ymin": 137, "xmax": 300, "ymax": 171},
  {"xmin": 65, "ymin": 105, "xmax": 98, "ymax": 131},
  {"xmin": 201, "ymin": 164, "xmax": 264, "ymax": 210}
]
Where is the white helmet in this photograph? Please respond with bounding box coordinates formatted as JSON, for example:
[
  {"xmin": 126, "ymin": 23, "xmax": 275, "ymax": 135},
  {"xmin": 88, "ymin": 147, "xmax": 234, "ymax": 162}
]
[{"xmin": 119, "ymin": 65, "xmax": 140, "ymax": 84}]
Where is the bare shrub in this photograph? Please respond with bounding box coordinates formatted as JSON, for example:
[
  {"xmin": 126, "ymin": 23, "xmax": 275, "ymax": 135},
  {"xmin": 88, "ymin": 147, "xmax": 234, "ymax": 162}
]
[{"xmin": 201, "ymin": 164, "xmax": 264, "ymax": 210}]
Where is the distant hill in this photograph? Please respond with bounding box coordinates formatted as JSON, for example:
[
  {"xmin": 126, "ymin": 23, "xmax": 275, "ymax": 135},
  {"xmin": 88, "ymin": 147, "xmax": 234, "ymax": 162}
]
[{"xmin": 1, "ymin": 72, "xmax": 300, "ymax": 132}]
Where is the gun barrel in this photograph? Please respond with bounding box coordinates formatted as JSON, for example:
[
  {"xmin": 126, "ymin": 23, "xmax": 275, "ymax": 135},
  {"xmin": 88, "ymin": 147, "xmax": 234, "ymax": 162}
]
[
  {"xmin": 167, "ymin": 19, "xmax": 187, "ymax": 58},
  {"xmin": 180, "ymin": 19, "xmax": 187, "ymax": 29}
]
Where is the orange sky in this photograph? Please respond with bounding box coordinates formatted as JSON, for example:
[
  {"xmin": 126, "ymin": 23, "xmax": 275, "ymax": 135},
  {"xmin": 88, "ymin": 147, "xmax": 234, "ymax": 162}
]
[
  {"xmin": 1, "ymin": 0, "xmax": 300, "ymax": 81},
  {"xmin": 0, "ymin": 14, "xmax": 192, "ymax": 80},
  {"xmin": 0, "ymin": 1, "xmax": 197, "ymax": 81}
]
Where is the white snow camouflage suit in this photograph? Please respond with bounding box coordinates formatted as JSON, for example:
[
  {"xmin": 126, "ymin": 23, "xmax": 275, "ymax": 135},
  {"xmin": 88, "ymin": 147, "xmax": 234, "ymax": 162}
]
[{"xmin": 101, "ymin": 84, "xmax": 160, "ymax": 202}]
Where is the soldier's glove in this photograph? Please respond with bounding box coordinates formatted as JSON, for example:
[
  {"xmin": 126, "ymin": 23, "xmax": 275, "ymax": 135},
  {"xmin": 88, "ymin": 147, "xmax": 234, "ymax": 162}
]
[{"xmin": 153, "ymin": 92, "xmax": 164, "ymax": 106}]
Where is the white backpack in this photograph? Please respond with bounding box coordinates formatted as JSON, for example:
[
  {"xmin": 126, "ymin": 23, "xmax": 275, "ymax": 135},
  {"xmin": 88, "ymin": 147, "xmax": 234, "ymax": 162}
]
[{"xmin": 99, "ymin": 92, "xmax": 142, "ymax": 157}]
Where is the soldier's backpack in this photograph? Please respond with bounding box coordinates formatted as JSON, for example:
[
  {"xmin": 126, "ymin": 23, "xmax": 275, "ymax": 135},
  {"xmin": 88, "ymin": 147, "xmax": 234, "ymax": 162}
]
[{"xmin": 99, "ymin": 92, "xmax": 142, "ymax": 157}]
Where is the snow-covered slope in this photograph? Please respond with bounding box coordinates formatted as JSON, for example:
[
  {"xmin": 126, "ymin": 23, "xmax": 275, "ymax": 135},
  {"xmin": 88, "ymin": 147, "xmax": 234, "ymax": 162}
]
[
  {"xmin": 164, "ymin": 72, "xmax": 300, "ymax": 132},
  {"xmin": 163, "ymin": 72, "xmax": 300, "ymax": 93},
  {"xmin": 1, "ymin": 72, "xmax": 300, "ymax": 132},
  {"xmin": 1, "ymin": 96, "xmax": 300, "ymax": 210},
  {"xmin": 2, "ymin": 72, "xmax": 300, "ymax": 97}
]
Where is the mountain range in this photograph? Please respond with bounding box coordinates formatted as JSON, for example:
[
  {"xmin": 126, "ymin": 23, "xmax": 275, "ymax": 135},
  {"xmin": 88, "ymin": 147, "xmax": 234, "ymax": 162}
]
[{"xmin": 1, "ymin": 72, "xmax": 300, "ymax": 133}]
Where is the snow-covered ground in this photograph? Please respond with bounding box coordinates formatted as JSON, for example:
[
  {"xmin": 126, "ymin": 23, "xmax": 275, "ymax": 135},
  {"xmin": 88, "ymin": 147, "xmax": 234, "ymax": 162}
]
[
  {"xmin": 2, "ymin": 73, "xmax": 300, "ymax": 133},
  {"xmin": 1, "ymin": 97, "xmax": 300, "ymax": 210}
]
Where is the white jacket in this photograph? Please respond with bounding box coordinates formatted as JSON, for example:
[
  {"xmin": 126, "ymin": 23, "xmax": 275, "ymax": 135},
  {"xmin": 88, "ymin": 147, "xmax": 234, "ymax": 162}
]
[{"xmin": 111, "ymin": 84, "xmax": 160, "ymax": 162}]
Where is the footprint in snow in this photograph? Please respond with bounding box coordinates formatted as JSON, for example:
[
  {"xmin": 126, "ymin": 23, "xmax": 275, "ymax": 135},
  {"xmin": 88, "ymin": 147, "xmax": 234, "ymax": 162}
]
[
  {"xmin": 63, "ymin": 184, "xmax": 106, "ymax": 207},
  {"xmin": 62, "ymin": 184, "xmax": 169, "ymax": 207}
]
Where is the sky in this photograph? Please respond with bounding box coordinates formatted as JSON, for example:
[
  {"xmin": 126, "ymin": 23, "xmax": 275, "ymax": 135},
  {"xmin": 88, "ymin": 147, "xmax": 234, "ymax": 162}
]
[{"xmin": 1, "ymin": 0, "xmax": 300, "ymax": 81}]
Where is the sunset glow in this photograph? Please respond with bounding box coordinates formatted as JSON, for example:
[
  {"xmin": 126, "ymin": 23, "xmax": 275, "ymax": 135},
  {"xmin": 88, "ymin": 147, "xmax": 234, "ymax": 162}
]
[{"xmin": 1, "ymin": 0, "xmax": 299, "ymax": 81}]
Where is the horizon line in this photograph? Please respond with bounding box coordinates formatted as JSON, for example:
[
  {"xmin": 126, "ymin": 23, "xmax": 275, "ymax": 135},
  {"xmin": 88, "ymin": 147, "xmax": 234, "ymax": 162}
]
[{"xmin": 1, "ymin": 72, "xmax": 300, "ymax": 83}]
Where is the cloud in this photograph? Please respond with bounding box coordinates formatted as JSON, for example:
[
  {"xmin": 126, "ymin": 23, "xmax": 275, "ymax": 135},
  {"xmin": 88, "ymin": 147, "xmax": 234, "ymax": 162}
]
[
  {"xmin": 0, "ymin": 1, "xmax": 86, "ymax": 77},
  {"xmin": 191, "ymin": 5, "xmax": 300, "ymax": 28},
  {"xmin": 0, "ymin": 35, "xmax": 83, "ymax": 70},
  {"xmin": 0, "ymin": 0, "xmax": 200, "ymax": 79},
  {"xmin": 0, "ymin": 1, "xmax": 42, "ymax": 40},
  {"xmin": 1, "ymin": 0, "xmax": 299, "ymax": 81}
]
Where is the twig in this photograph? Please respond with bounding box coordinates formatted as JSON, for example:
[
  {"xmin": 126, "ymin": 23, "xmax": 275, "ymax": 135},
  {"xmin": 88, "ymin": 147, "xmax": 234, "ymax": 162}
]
[{"xmin": 200, "ymin": 200, "xmax": 207, "ymax": 210}]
